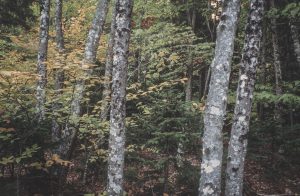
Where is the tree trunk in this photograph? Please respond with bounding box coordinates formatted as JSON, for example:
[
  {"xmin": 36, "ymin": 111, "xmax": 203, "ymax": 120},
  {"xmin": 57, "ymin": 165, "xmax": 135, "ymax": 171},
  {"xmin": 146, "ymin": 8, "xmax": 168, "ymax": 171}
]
[
  {"xmin": 60, "ymin": 0, "xmax": 109, "ymax": 158},
  {"xmin": 185, "ymin": 49, "xmax": 193, "ymax": 102},
  {"xmin": 202, "ymin": 66, "xmax": 211, "ymax": 101},
  {"xmin": 55, "ymin": 0, "xmax": 64, "ymax": 51},
  {"xmin": 36, "ymin": 0, "xmax": 50, "ymax": 122},
  {"xmin": 270, "ymin": 0, "xmax": 283, "ymax": 120},
  {"xmin": 198, "ymin": 0, "xmax": 241, "ymax": 195},
  {"xmin": 225, "ymin": 1, "xmax": 264, "ymax": 195},
  {"xmin": 100, "ymin": 1, "xmax": 117, "ymax": 121},
  {"xmin": 290, "ymin": 23, "xmax": 300, "ymax": 66},
  {"xmin": 52, "ymin": 0, "xmax": 65, "ymax": 149},
  {"xmin": 107, "ymin": 0, "xmax": 133, "ymax": 195}
]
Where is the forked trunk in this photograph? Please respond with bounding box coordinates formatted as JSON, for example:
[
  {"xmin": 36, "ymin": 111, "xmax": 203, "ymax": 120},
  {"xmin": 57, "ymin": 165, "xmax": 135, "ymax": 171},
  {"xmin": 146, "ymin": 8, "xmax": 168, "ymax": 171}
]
[{"xmin": 225, "ymin": 1, "xmax": 264, "ymax": 195}]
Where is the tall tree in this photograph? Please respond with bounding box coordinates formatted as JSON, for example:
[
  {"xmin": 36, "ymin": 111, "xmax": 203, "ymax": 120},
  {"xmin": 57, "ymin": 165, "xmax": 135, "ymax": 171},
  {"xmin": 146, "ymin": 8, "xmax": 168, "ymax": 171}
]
[
  {"xmin": 55, "ymin": 0, "xmax": 64, "ymax": 51},
  {"xmin": 198, "ymin": 0, "xmax": 241, "ymax": 195},
  {"xmin": 59, "ymin": 0, "xmax": 110, "ymax": 158},
  {"xmin": 225, "ymin": 0, "xmax": 264, "ymax": 195},
  {"xmin": 36, "ymin": 0, "xmax": 50, "ymax": 121},
  {"xmin": 100, "ymin": 1, "xmax": 117, "ymax": 121},
  {"xmin": 270, "ymin": 0, "xmax": 283, "ymax": 120},
  {"xmin": 52, "ymin": 0, "xmax": 65, "ymax": 149},
  {"xmin": 107, "ymin": 0, "xmax": 133, "ymax": 195}
]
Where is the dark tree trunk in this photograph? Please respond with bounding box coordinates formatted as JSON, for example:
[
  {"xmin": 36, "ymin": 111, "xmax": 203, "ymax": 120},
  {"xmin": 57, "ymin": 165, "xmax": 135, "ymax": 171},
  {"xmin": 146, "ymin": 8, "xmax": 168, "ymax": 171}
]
[
  {"xmin": 107, "ymin": 0, "xmax": 133, "ymax": 195},
  {"xmin": 270, "ymin": 0, "xmax": 283, "ymax": 120},
  {"xmin": 55, "ymin": 0, "xmax": 64, "ymax": 51},
  {"xmin": 101, "ymin": 0, "xmax": 117, "ymax": 121},
  {"xmin": 36, "ymin": 0, "xmax": 50, "ymax": 121},
  {"xmin": 225, "ymin": 1, "xmax": 264, "ymax": 195},
  {"xmin": 52, "ymin": 0, "xmax": 65, "ymax": 149},
  {"xmin": 198, "ymin": 0, "xmax": 241, "ymax": 195}
]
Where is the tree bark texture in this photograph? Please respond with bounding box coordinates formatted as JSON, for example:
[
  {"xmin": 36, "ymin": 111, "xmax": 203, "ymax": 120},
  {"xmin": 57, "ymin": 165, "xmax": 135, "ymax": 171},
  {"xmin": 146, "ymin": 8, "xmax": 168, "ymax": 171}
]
[
  {"xmin": 84, "ymin": 0, "xmax": 110, "ymax": 63},
  {"xmin": 290, "ymin": 23, "xmax": 300, "ymax": 67},
  {"xmin": 55, "ymin": 0, "xmax": 64, "ymax": 51},
  {"xmin": 100, "ymin": 0, "xmax": 117, "ymax": 121},
  {"xmin": 198, "ymin": 0, "xmax": 241, "ymax": 195},
  {"xmin": 107, "ymin": 0, "xmax": 133, "ymax": 195},
  {"xmin": 36, "ymin": 0, "xmax": 50, "ymax": 121},
  {"xmin": 225, "ymin": 1, "xmax": 264, "ymax": 195}
]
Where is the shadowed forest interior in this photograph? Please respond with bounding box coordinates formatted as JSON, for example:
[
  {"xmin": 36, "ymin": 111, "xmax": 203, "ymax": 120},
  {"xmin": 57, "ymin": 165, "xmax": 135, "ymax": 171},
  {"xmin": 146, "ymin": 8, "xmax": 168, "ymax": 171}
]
[{"xmin": 0, "ymin": 0, "xmax": 299, "ymax": 195}]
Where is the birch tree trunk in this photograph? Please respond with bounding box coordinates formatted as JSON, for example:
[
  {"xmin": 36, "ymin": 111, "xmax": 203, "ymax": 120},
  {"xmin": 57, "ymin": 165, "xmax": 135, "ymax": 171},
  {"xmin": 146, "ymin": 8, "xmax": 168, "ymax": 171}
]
[
  {"xmin": 60, "ymin": 0, "xmax": 109, "ymax": 158},
  {"xmin": 100, "ymin": 1, "xmax": 117, "ymax": 121},
  {"xmin": 225, "ymin": 1, "xmax": 264, "ymax": 195},
  {"xmin": 107, "ymin": 0, "xmax": 133, "ymax": 195},
  {"xmin": 36, "ymin": 0, "xmax": 50, "ymax": 121},
  {"xmin": 198, "ymin": 0, "xmax": 240, "ymax": 195},
  {"xmin": 290, "ymin": 23, "xmax": 300, "ymax": 66}
]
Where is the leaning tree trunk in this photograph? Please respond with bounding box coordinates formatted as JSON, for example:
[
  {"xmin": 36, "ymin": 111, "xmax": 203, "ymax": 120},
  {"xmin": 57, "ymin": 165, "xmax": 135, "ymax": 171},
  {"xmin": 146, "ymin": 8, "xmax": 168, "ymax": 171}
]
[
  {"xmin": 290, "ymin": 23, "xmax": 300, "ymax": 66},
  {"xmin": 198, "ymin": 0, "xmax": 241, "ymax": 195},
  {"xmin": 52, "ymin": 0, "xmax": 65, "ymax": 148},
  {"xmin": 36, "ymin": 0, "xmax": 50, "ymax": 122},
  {"xmin": 59, "ymin": 0, "xmax": 109, "ymax": 159},
  {"xmin": 225, "ymin": 1, "xmax": 264, "ymax": 195},
  {"xmin": 107, "ymin": 0, "xmax": 133, "ymax": 195},
  {"xmin": 270, "ymin": 0, "xmax": 283, "ymax": 120},
  {"xmin": 100, "ymin": 0, "xmax": 117, "ymax": 121}
]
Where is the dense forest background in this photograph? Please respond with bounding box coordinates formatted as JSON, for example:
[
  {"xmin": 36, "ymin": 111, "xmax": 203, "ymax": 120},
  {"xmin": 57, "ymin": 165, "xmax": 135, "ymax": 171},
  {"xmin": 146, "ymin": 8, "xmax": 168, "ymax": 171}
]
[{"xmin": 0, "ymin": 0, "xmax": 299, "ymax": 195}]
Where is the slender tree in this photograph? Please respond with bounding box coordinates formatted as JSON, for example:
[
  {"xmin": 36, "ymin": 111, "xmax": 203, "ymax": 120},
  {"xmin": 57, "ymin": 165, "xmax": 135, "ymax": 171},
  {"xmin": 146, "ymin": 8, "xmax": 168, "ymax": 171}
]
[
  {"xmin": 198, "ymin": 0, "xmax": 241, "ymax": 195},
  {"xmin": 225, "ymin": 0, "xmax": 264, "ymax": 195},
  {"xmin": 52, "ymin": 0, "xmax": 65, "ymax": 148},
  {"xmin": 55, "ymin": 0, "xmax": 64, "ymax": 51},
  {"xmin": 59, "ymin": 0, "xmax": 110, "ymax": 158},
  {"xmin": 100, "ymin": 0, "xmax": 117, "ymax": 121},
  {"xmin": 107, "ymin": 0, "xmax": 133, "ymax": 194},
  {"xmin": 36, "ymin": 0, "xmax": 50, "ymax": 121},
  {"xmin": 270, "ymin": 0, "xmax": 283, "ymax": 120}
]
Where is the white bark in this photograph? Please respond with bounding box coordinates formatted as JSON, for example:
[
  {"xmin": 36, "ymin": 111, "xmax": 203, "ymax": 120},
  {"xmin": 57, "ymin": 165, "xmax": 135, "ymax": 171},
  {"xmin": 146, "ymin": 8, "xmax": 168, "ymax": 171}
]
[
  {"xmin": 36, "ymin": 0, "xmax": 50, "ymax": 121},
  {"xmin": 198, "ymin": 0, "xmax": 241, "ymax": 195},
  {"xmin": 225, "ymin": 0, "xmax": 264, "ymax": 195},
  {"xmin": 107, "ymin": 0, "xmax": 133, "ymax": 195}
]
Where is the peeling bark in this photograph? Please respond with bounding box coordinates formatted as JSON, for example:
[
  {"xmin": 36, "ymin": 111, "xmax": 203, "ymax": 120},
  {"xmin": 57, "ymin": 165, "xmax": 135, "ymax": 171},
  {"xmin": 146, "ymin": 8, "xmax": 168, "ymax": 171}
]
[
  {"xmin": 107, "ymin": 0, "xmax": 133, "ymax": 195},
  {"xmin": 290, "ymin": 23, "xmax": 300, "ymax": 67},
  {"xmin": 36, "ymin": 0, "xmax": 50, "ymax": 121},
  {"xmin": 198, "ymin": 0, "xmax": 241, "ymax": 195},
  {"xmin": 225, "ymin": 1, "xmax": 264, "ymax": 195}
]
